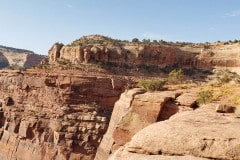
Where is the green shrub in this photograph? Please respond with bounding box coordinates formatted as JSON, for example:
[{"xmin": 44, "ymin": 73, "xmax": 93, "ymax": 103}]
[
  {"xmin": 137, "ymin": 79, "xmax": 166, "ymax": 91},
  {"xmin": 217, "ymin": 73, "xmax": 231, "ymax": 84},
  {"xmin": 132, "ymin": 38, "xmax": 140, "ymax": 43},
  {"xmin": 168, "ymin": 69, "xmax": 184, "ymax": 84},
  {"xmin": 197, "ymin": 89, "xmax": 213, "ymax": 104},
  {"xmin": 57, "ymin": 58, "xmax": 72, "ymax": 66}
]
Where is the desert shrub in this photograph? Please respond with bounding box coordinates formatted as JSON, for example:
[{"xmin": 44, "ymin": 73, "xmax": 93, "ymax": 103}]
[
  {"xmin": 142, "ymin": 39, "xmax": 151, "ymax": 43},
  {"xmin": 168, "ymin": 69, "xmax": 184, "ymax": 84},
  {"xmin": 197, "ymin": 89, "xmax": 213, "ymax": 104},
  {"xmin": 137, "ymin": 79, "xmax": 166, "ymax": 91},
  {"xmin": 57, "ymin": 58, "xmax": 72, "ymax": 66},
  {"xmin": 203, "ymin": 45, "xmax": 210, "ymax": 49},
  {"xmin": 229, "ymin": 95, "xmax": 240, "ymax": 106},
  {"xmin": 132, "ymin": 38, "xmax": 140, "ymax": 43},
  {"xmin": 36, "ymin": 64, "xmax": 49, "ymax": 69},
  {"xmin": 137, "ymin": 64, "xmax": 158, "ymax": 73},
  {"xmin": 217, "ymin": 73, "xmax": 231, "ymax": 84},
  {"xmin": 234, "ymin": 39, "xmax": 239, "ymax": 43}
]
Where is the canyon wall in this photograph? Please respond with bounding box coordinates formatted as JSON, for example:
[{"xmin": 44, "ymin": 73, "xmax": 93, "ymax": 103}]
[
  {"xmin": 48, "ymin": 39, "xmax": 240, "ymax": 71},
  {"xmin": 0, "ymin": 70, "xmax": 127, "ymax": 160}
]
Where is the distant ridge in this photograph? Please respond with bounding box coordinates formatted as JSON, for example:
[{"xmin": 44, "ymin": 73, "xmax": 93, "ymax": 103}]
[
  {"xmin": 0, "ymin": 45, "xmax": 45, "ymax": 69},
  {"xmin": 0, "ymin": 45, "xmax": 35, "ymax": 54}
]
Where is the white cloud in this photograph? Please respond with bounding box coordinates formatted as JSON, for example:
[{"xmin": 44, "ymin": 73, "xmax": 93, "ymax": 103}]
[
  {"xmin": 142, "ymin": 32, "xmax": 171, "ymax": 40},
  {"xmin": 66, "ymin": 4, "xmax": 73, "ymax": 8},
  {"xmin": 208, "ymin": 27, "xmax": 216, "ymax": 31},
  {"xmin": 224, "ymin": 10, "xmax": 240, "ymax": 17}
]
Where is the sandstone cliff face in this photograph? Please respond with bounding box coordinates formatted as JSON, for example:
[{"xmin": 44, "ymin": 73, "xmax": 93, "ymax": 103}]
[
  {"xmin": 95, "ymin": 89, "xmax": 198, "ymax": 160},
  {"xmin": 48, "ymin": 43, "xmax": 197, "ymax": 68},
  {"xmin": 111, "ymin": 104, "xmax": 240, "ymax": 159},
  {"xmin": 0, "ymin": 70, "xmax": 127, "ymax": 160},
  {"xmin": 0, "ymin": 45, "xmax": 45, "ymax": 69},
  {"xmin": 48, "ymin": 36, "xmax": 240, "ymax": 72}
]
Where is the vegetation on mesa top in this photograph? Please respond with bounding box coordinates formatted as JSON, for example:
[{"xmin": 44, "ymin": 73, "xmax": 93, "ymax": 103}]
[
  {"xmin": 69, "ymin": 34, "xmax": 240, "ymax": 47},
  {"xmin": 69, "ymin": 35, "xmax": 194, "ymax": 46},
  {"xmin": 70, "ymin": 35, "xmax": 124, "ymax": 46}
]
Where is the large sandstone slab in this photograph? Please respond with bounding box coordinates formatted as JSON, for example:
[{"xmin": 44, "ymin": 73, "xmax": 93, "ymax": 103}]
[
  {"xmin": 95, "ymin": 89, "xmax": 183, "ymax": 160},
  {"xmin": 112, "ymin": 104, "xmax": 240, "ymax": 160},
  {"xmin": 109, "ymin": 148, "xmax": 208, "ymax": 160}
]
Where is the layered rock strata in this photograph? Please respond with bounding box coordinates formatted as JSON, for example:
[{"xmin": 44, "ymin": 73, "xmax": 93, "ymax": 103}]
[
  {"xmin": 48, "ymin": 36, "xmax": 240, "ymax": 71},
  {"xmin": 0, "ymin": 70, "xmax": 127, "ymax": 160}
]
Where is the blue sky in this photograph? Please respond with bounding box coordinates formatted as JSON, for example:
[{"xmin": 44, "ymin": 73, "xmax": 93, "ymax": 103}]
[{"xmin": 0, "ymin": 0, "xmax": 240, "ymax": 55}]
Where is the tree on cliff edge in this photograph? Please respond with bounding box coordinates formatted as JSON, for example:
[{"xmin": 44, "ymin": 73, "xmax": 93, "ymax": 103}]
[{"xmin": 132, "ymin": 38, "xmax": 140, "ymax": 43}]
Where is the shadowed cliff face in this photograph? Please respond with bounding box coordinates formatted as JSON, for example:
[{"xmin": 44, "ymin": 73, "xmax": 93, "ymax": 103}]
[
  {"xmin": 0, "ymin": 70, "xmax": 128, "ymax": 160},
  {"xmin": 0, "ymin": 52, "xmax": 9, "ymax": 69}
]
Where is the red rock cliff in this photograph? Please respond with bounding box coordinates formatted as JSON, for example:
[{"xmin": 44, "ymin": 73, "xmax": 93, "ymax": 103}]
[
  {"xmin": 0, "ymin": 70, "xmax": 127, "ymax": 160},
  {"xmin": 48, "ymin": 35, "xmax": 240, "ymax": 71}
]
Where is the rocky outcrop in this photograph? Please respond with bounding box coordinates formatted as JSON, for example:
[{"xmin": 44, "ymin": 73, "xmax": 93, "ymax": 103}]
[
  {"xmin": 111, "ymin": 104, "xmax": 240, "ymax": 160},
  {"xmin": 0, "ymin": 70, "xmax": 128, "ymax": 160},
  {"xmin": 49, "ymin": 43, "xmax": 110, "ymax": 65},
  {"xmin": 95, "ymin": 89, "xmax": 198, "ymax": 160},
  {"xmin": 48, "ymin": 42, "xmax": 198, "ymax": 68},
  {"xmin": 94, "ymin": 88, "xmax": 147, "ymax": 160},
  {"xmin": 0, "ymin": 45, "xmax": 45, "ymax": 69},
  {"xmin": 48, "ymin": 35, "xmax": 240, "ymax": 72},
  {"xmin": 48, "ymin": 43, "xmax": 64, "ymax": 64}
]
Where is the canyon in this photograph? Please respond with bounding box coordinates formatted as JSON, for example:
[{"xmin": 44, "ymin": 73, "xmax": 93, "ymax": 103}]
[
  {"xmin": 0, "ymin": 69, "xmax": 129, "ymax": 159},
  {"xmin": 0, "ymin": 35, "xmax": 240, "ymax": 160}
]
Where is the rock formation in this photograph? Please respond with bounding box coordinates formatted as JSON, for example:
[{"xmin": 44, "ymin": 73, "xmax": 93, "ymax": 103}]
[
  {"xmin": 110, "ymin": 104, "xmax": 240, "ymax": 159},
  {"xmin": 1, "ymin": 35, "xmax": 240, "ymax": 160},
  {"xmin": 0, "ymin": 45, "xmax": 45, "ymax": 69},
  {"xmin": 48, "ymin": 35, "xmax": 240, "ymax": 73},
  {"xmin": 0, "ymin": 70, "xmax": 128, "ymax": 160},
  {"xmin": 95, "ymin": 89, "xmax": 198, "ymax": 160}
]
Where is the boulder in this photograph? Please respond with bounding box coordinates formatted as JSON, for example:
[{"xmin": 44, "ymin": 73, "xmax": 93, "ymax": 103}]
[
  {"xmin": 215, "ymin": 104, "xmax": 236, "ymax": 113},
  {"xmin": 176, "ymin": 92, "xmax": 199, "ymax": 110}
]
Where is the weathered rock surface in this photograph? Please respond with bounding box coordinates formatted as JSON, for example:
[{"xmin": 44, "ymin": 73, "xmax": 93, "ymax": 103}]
[
  {"xmin": 112, "ymin": 104, "xmax": 240, "ymax": 160},
  {"xmin": 48, "ymin": 35, "xmax": 240, "ymax": 73},
  {"xmin": 0, "ymin": 70, "xmax": 128, "ymax": 160},
  {"xmin": 176, "ymin": 92, "xmax": 199, "ymax": 111},
  {"xmin": 215, "ymin": 104, "xmax": 236, "ymax": 113},
  {"xmin": 95, "ymin": 89, "xmax": 195, "ymax": 160},
  {"xmin": 0, "ymin": 45, "xmax": 45, "ymax": 69},
  {"xmin": 109, "ymin": 148, "xmax": 208, "ymax": 160},
  {"xmin": 94, "ymin": 88, "xmax": 147, "ymax": 160}
]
